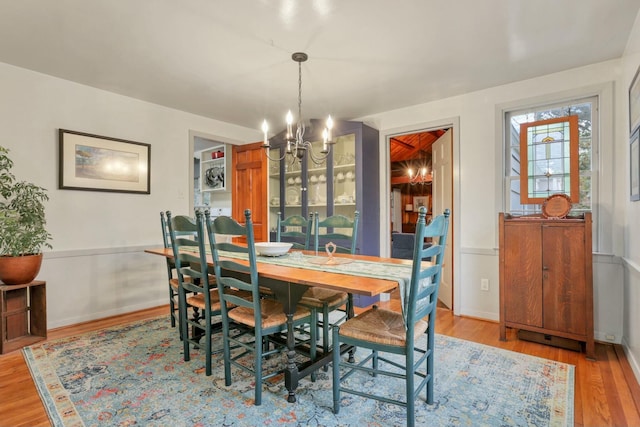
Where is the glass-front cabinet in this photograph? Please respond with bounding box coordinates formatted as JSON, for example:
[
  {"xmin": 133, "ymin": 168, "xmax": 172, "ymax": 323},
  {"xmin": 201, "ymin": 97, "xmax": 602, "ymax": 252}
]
[{"xmin": 267, "ymin": 120, "xmax": 380, "ymax": 255}]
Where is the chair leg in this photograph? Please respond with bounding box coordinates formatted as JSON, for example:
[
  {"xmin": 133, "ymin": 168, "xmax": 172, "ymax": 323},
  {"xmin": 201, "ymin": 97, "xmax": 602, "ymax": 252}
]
[
  {"xmin": 169, "ymin": 286, "xmax": 177, "ymax": 328},
  {"xmin": 372, "ymin": 349, "xmax": 378, "ymax": 377},
  {"xmin": 322, "ymin": 304, "xmax": 330, "ymax": 354},
  {"xmin": 204, "ymin": 309, "xmax": 212, "ymax": 376},
  {"xmin": 406, "ymin": 351, "xmax": 415, "ymax": 427},
  {"xmin": 178, "ymin": 287, "xmax": 190, "ymax": 362},
  {"xmin": 221, "ymin": 318, "xmax": 232, "ymax": 387},
  {"xmin": 255, "ymin": 331, "xmax": 263, "ymax": 406},
  {"xmin": 426, "ymin": 334, "xmax": 434, "ymax": 404},
  {"xmin": 347, "ymin": 294, "xmax": 355, "ymax": 363},
  {"xmin": 332, "ymin": 325, "xmax": 341, "ymax": 414}
]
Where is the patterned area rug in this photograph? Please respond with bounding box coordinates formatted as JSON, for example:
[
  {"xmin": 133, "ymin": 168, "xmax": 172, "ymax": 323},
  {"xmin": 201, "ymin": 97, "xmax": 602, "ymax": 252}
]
[{"xmin": 24, "ymin": 316, "xmax": 574, "ymax": 427}]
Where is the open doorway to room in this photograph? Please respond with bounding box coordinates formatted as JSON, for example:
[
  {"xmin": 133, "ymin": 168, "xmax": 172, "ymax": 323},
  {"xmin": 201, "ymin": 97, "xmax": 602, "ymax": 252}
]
[
  {"xmin": 188, "ymin": 130, "xmax": 233, "ymax": 214},
  {"xmin": 389, "ymin": 127, "xmax": 454, "ymax": 310}
]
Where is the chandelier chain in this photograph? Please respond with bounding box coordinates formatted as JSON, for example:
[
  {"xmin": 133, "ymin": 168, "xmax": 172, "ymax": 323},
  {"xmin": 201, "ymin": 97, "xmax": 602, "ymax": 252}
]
[{"xmin": 298, "ymin": 60, "xmax": 303, "ymax": 121}]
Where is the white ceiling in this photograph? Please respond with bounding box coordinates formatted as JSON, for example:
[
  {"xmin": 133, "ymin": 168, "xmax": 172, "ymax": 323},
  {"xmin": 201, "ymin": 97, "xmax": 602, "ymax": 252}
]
[{"xmin": 0, "ymin": 1, "xmax": 638, "ymax": 131}]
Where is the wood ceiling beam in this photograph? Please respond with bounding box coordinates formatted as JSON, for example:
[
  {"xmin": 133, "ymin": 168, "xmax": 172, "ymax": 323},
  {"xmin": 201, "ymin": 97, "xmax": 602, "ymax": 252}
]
[
  {"xmin": 391, "ymin": 175, "xmax": 432, "ymax": 185},
  {"xmin": 391, "ymin": 137, "xmax": 414, "ymax": 149}
]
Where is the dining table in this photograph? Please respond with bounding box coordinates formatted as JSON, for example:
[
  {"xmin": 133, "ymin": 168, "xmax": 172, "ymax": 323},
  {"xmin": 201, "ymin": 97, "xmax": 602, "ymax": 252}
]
[{"xmin": 145, "ymin": 246, "xmax": 416, "ymax": 403}]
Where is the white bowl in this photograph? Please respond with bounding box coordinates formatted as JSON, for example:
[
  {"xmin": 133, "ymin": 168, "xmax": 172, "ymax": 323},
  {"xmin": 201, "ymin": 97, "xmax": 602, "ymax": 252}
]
[{"xmin": 255, "ymin": 242, "xmax": 293, "ymax": 257}]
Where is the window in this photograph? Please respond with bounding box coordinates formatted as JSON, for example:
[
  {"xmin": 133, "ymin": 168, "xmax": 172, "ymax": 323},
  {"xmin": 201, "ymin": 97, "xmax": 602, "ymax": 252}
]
[
  {"xmin": 519, "ymin": 116, "xmax": 579, "ymax": 204},
  {"xmin": 505, "ymin": 96, "xmax": 596, "ymax": 216}
]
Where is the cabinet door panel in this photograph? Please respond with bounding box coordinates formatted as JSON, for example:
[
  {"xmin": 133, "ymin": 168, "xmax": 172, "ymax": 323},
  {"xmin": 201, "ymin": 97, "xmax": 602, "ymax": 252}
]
[
  {"xmin": 542, "ymin": 225, "xmax": 586, "ymax": 335},
  {"xmin": 503, "ymin": 223, "xmax": 543, "ymax": 327}
]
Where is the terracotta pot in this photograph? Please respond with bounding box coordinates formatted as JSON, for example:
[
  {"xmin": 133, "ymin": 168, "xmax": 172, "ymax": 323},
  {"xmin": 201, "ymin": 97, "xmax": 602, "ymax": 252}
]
[{"xmin": 0, "ymin": 253, "xmax": 43, "ymax": 285}]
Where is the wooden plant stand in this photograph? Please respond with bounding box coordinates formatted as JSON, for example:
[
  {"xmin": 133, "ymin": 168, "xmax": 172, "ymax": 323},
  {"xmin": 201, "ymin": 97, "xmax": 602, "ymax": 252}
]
[{"xmin": 0, "ymin": 280, "xmax": 47, "ymax": 354}]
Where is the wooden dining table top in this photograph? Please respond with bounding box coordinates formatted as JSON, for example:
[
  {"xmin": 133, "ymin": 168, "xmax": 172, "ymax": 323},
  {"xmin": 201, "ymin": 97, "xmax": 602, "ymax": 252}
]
[{"xmin": 145, "ymin": 247, "xmax": 404, "ymax": 297}]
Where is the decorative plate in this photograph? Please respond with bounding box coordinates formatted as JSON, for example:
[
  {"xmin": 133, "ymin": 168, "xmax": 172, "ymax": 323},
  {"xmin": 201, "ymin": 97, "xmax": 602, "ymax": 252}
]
[
  {"xmin": 286, "ymin": 187, "xmax": 299, "ymax": 205},
  {"xmin": 541, "ymin": 193, "xmax": 572, "ymax": 219}
]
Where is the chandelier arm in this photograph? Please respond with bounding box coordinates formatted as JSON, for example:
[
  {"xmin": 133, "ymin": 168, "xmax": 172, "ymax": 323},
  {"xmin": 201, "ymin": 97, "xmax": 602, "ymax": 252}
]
[{"xmin": 263, "ymin": 147, "xmax": 287, "ymax": 162}]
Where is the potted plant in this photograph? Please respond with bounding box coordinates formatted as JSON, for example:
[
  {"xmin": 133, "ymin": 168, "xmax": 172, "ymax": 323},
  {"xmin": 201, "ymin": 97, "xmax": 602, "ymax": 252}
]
[{"xmin": 0, "ymin": 146, "xmax": 52, "ymax": 285}]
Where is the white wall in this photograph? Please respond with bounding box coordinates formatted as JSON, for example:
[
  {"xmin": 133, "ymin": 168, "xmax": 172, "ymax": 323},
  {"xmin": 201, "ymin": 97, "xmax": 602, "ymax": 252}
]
[
  {"xmin": 360, "ymin": 57, "xmax": 627, "ymax": 349},
  {"xmin": 621, "ymin": 9, "xmax": 640, "ymax": 385},
  {"xmin": 0, "ymin": 62, "xmax": 260, "ymax": 328}
]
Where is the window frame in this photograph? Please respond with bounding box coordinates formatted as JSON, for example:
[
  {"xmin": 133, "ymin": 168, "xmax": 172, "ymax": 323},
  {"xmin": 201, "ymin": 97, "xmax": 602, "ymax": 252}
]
[{"xmin": 501, "ymin": 93, "xmax": 602, "ymax": 252}]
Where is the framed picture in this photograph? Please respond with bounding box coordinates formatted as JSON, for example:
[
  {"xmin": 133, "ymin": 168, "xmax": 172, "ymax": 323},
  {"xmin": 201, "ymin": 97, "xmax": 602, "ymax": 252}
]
[
  {"xmin": 629, "ymin": 64, "xmax": 640, "ymax": 134},
  {"xmin": 631, "ymin": 128, "xmax": 640, "ymax": 201},
  {"xmin": 59, "ymin": 129, "xmax": 151, "ymax": 194},
  {"xmin": 413, "ymin": 196, "xmax": 429, "ymax": 212}
]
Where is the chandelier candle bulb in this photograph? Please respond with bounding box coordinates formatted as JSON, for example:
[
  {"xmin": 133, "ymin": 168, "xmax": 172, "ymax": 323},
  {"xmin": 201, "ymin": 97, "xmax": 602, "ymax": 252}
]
[
  {"xmin": 286, "ymin": 110, "xmax": 293, "ymax": 137},
  {"xmin": 322, "ymin": 129, "xmax": 328, "ymax": 152},
  {"xmin": 326, "ymin": 115, "xmax": 333, "ymax": 142}
]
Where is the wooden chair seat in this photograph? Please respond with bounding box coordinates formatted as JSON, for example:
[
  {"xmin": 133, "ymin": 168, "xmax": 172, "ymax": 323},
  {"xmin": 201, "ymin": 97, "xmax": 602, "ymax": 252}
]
[
  {"xmin": 186, "ymin": 289, "xmax": 252, "ymax": 311},
  {"xmin": 168, "ymin": 276, "xmax": 194, "ymax": 290},
  {"xmin": 228, "ymin": 298, "xmax": 311, "ymax": 329},
  {"xmin": 339, "ymin": 306, "xmax": 428, "ymax": 347},
  {"xmin": 301, "ymin": 288, "xmax": 348, "ymax": 309}
]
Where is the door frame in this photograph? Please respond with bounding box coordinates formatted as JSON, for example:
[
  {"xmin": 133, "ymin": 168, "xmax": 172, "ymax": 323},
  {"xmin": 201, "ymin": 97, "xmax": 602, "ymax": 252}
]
[{"xmin": 380, "ymin": 117, "xmax": 461, "ymax": 315}]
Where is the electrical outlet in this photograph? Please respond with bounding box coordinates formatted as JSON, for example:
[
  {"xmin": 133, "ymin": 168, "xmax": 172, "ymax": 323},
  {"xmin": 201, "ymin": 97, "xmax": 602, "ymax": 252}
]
[
  {"xmin": 480, "ymin": 278, "xmax": 489, "ymax": 291},
  {"xmin": 605, "ymin": 334, "xmax": 616, "ymax": 341}
]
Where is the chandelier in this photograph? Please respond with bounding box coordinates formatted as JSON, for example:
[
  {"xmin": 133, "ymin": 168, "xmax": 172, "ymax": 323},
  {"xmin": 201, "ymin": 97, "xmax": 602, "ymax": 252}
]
[
  {"xmin": 261, "ymin": 52, "xmax": 335, "ymax": 164},
  {"xmin": 406, "ymin": 134, "xmax": 432, "ymax": 186}
]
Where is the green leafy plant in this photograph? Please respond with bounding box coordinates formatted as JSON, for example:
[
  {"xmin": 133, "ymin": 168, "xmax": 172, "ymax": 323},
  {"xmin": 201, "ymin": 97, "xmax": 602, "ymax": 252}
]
[{"xmin": 0, "ymin": 146, "xmax": 52, "ymax": 256}]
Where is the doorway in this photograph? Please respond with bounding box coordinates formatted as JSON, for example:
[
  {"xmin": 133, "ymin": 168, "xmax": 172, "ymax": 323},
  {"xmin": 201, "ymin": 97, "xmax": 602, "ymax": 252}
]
[
  {"xmin": 387, "ymin": 122, "xmax": 457, "ymax": 311},
  {"xmin": 188, "ymin": 130, "xmax": 239, "ymax": 214}
]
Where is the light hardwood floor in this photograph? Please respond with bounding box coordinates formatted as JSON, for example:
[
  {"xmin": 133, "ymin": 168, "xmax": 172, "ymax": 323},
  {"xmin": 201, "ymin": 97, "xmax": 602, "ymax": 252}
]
[{"xmin": 1, "ymin": 300, "xmax": 639, "ymax": 427}]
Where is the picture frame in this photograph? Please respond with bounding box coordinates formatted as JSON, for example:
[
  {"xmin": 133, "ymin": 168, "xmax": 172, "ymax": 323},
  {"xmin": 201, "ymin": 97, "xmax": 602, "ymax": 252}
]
[
  {"xmin": 631, "ymin": 128, "xmax": 640, "ymax": 201},
  {"xmin": 413, "ymin": 196, "xmax": 429, "ymax": 212},
  {"xmin": 629, "ymin": 64, "xmax": 640, "ymax": 134},
  {"xmin": 59, "ymin": 129, "xmax": 151, "ymax": 194}
]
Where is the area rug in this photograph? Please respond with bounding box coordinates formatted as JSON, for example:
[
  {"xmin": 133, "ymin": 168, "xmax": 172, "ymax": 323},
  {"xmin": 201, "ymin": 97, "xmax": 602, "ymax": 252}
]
[{"xmin": 24, "ymin": 316, "xmax": 574, "ymax": 427}]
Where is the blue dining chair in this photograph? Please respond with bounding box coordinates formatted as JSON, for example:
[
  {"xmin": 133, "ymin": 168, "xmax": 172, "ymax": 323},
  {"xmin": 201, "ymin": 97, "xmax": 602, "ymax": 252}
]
[
  {"xmin": 275, "ymin": 211, "xmax": 313, "ymax": 250},
  {"xmin": 301, "ymin": 212, "xmax": 359, "ymax": 358},
  {"xmin": 166, "ymin": 210, "xmax": 225, "ymax": 376},
  {"xmin": 313, "ymin": 211, "xmax": 359, "ymax": 255},
  {"xmin": 332, "ymin": 208, "xmax": 450, "ymax": 427},
  {"xmin": 160, "ymin": 211, "xmax": 197, "ymax": 336},
  {"xmin": 206, "ymin": 209, "xmax": 316, "ymax": 406},
  {"xmin": 160, "ymin": 211, "xmax": 181, "ymax": 330}
]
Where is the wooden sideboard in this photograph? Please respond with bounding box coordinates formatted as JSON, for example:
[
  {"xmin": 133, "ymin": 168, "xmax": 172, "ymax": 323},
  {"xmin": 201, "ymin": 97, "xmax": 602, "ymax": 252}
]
[
  {"xmin": 498, "ymin": 213, "xmax": 594, "ymax": 359},
  {"xmin": 0, "ymin": 280, "xmax": 47, "ymax": 354}
]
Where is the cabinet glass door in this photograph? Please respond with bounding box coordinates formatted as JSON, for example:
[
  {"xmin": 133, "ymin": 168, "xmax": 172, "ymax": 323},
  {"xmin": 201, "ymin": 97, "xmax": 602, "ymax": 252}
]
[
  {"xmin": 268, "ymin": 146, "xmax": 282, "ymax": 232},
  {"xmin": 308, "ymin": 140, "xmax": 328, "ymax": 220},
  {"xmin": 283, "ymin": 157, "xmax": 303, "ymax": 218},
  {"xmin": 331, "ymin": 133, "xmax": 356, "ymax": 220}
]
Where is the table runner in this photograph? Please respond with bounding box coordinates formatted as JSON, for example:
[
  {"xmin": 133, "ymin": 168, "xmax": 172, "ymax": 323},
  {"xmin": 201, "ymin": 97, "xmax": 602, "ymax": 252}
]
[
  {"xmin": 218, "ymin": 249, "xmax": 426, "ymax": 326},
  {"xmin": 181, "ymin": 245, "xmax": 422, "ymax": 325}
]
